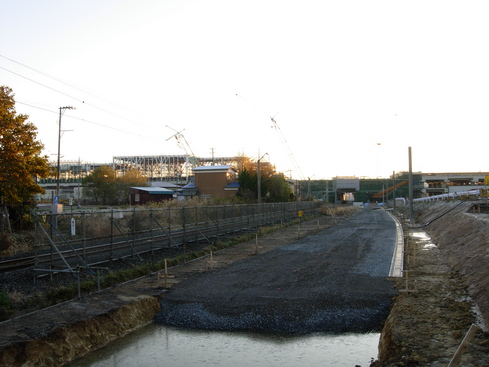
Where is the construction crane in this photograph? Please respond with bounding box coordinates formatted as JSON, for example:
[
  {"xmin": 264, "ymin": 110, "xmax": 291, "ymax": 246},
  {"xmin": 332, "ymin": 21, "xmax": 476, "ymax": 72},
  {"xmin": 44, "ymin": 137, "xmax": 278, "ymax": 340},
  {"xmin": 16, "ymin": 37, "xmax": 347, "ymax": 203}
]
[
  {"xmin": 235, "ymin": 94, "xmax": 305, "ymax": 180},
  {"xmin": 270, "ymin": 115, "xmax": 305, "ymax": 181},
  {"xmin": 372, "ymin": 180, "xmax": 409, "ymax": 199},
  {"xmin": 165, "ymin": 125, "xmax": 200, "ymax": 173}
]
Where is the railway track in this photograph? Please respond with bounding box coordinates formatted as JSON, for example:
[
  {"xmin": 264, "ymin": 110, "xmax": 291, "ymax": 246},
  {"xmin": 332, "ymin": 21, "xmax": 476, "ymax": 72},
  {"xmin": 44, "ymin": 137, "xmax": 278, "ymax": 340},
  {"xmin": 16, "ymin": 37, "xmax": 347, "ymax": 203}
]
[{"xmin": 0, "ymin": 210, "xmax": 306, "ymax": 275}]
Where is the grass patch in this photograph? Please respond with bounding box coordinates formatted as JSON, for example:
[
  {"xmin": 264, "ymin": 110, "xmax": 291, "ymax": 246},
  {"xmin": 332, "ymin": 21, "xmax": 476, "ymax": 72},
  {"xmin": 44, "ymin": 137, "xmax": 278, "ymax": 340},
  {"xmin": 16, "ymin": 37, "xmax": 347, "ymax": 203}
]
[{"xmin": 0, "ymin": 291, "xmax": 12, "ymax": 321}]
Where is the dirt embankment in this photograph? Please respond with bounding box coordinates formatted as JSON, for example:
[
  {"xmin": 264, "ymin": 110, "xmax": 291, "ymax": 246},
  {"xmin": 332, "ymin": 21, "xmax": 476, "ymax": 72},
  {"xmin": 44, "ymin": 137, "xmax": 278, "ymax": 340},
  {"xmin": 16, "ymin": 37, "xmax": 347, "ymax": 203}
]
[
  {"xmin": 0, "ymin": 289, "xmax": 160, "ymax": 367},
  {"xmin": 378, "ymin": 201, "xmax": 489, "ymax": 366}
]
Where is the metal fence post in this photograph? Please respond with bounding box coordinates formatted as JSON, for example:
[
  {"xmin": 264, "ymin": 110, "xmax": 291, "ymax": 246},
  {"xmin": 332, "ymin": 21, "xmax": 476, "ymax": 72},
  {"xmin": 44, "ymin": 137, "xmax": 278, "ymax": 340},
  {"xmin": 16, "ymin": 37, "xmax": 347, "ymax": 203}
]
[
  {"xmin": 132, "ymin": 208, "xmax": 136, "ymax": 259},
  {"xmin": 110, "ymin": 210, "xmax": 114, "ymax": 260},
  {"xmin": 167, "ymin": 206, "xmax": 171, "ymax": 248},
  {"xmin": 150, "ymin": 208, "xmax": 154, "ymax": 254},
  {"xmin": 97, "ymin": 269, "xmax": 101, "ymax": 292},
  {"xmin": 222, "ymin": 204, "xmax": 226, "ymax": 230},
  {"xmin": 82, "ymin": 211, "xmax": 86, "ymax": 260},
  {"xmin": 77, "ymin": 270, "xmax": 81, "ymax": 298},
  {"xmin": 50, "ymin": 213, "xmax": 54, "ymax": 270},
  {"xmin": 181, "ymin": 206, "xmax": 186, "ymax": 245}
]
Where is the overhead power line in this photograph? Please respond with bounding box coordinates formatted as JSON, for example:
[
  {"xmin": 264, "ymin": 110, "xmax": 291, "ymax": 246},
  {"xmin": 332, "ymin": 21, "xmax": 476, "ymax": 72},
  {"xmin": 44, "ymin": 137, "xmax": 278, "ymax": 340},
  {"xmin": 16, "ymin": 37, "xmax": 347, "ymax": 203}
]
[
  {"xmin": 0, "ymin": 54, "xmax": 110, "ymax": 103},
  {"xmin": 1, "ymin": 65, "xmax": 78, "ymax": 101},
  {"xmin": 16, "ymin": 100, "xmax": 144, "ymax": 137},
  {"xmin": 0, "ymin": 56, "xmax": 150, "ymax": 129}
]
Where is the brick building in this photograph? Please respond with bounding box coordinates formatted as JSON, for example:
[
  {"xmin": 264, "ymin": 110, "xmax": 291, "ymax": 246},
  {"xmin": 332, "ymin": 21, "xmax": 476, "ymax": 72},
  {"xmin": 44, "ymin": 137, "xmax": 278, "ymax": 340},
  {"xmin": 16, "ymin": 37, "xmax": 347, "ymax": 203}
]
[{"xmin": 193, "ymin": 165, "xmax": 239, "ymax": 199}]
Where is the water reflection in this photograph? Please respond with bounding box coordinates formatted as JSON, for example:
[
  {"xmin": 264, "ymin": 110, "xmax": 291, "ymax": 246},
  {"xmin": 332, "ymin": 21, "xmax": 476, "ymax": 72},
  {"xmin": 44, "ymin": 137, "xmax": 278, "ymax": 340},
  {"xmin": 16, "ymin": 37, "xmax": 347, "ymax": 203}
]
[
  {"xmin": 69, "ymin": 324, "xmax": 378, "ymax": 367},
  {"xmin": 410, "ymin": 230, "xmax": 437, "ymax": 250}
]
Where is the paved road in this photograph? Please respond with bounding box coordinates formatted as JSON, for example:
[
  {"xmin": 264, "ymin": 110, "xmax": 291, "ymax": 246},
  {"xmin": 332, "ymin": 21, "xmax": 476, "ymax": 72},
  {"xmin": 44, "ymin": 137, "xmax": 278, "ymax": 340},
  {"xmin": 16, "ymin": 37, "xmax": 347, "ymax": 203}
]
[{"xmin": 156, "ymin": 207, "xmax": 399, "ymax": 334}]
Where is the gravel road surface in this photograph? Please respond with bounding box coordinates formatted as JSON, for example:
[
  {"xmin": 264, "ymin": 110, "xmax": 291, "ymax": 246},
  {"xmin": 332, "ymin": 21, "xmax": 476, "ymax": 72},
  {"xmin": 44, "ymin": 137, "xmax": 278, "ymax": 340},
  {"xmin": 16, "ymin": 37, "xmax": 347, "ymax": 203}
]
[{"xmin": 156, "ymin": 207, "xmax": 399, "ymax": 334}]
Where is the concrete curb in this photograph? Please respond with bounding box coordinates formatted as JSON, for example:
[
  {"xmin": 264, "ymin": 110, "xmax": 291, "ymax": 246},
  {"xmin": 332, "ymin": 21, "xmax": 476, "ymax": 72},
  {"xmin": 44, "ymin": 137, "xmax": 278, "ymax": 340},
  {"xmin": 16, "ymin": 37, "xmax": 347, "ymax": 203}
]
[{"xmin": 386, "ymin": 211, "xmax": 404, "ymax": 278}]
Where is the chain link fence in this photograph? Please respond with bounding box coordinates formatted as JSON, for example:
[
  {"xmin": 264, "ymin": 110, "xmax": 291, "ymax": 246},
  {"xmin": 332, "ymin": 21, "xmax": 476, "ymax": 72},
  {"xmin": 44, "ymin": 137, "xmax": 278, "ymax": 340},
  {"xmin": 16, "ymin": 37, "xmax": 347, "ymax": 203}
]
[{"xmin": 33, "ymin": 201, "xmax": 321, "ymax": 274}]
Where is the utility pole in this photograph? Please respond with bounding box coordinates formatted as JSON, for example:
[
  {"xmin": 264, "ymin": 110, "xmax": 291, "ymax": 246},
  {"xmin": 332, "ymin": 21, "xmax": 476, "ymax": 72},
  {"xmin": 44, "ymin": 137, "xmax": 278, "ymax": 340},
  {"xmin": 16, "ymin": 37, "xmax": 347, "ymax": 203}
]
[
  {"xmin": 408, "ymin": 146, "xmax": 414, "ymax": 224},
  {"xmin": 257, "ymin": 152, "xmax": 268, "ymax": 203},
  {"xmin": 56, "ymin": 106, "xmax": 75, "ymax": 202},
  {"xmin": 393, "ymin": 170, "xmax": 396, "ymax": 211},
  {"xmin": 210, "ymin": 147, "xmax": 215, "ymax": 165}
]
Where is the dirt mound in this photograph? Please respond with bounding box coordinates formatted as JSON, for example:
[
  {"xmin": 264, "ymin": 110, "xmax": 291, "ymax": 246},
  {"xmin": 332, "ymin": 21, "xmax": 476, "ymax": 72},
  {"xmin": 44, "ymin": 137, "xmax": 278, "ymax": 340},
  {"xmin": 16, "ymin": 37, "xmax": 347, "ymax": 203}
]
[
  {"xmin": 378, "ymin": 201, "xmax": 489, "ymax": 366},
  {"xmin": 421, "ymin": 201, "xmax": 489, "ymax": 327}
]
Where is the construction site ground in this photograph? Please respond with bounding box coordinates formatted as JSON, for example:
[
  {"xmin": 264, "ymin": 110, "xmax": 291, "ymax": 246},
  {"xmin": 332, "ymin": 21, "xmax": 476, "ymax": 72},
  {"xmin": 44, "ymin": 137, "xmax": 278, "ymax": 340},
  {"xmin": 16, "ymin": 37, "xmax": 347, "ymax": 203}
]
[
  {"xmin": 155, "ymin": 206, "xmax": 398, "ymax": 334},
  {"xmin": 1, "ymin": 202, "xmax": 489, "ymax": 366}
]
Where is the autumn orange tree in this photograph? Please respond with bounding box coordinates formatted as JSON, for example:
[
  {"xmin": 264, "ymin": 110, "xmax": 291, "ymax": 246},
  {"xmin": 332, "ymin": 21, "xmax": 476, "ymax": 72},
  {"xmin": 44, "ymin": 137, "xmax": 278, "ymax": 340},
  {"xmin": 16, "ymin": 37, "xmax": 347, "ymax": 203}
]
[{"xmin": 0, "ymin": 86, "xmax": 51, "ymax": 231}]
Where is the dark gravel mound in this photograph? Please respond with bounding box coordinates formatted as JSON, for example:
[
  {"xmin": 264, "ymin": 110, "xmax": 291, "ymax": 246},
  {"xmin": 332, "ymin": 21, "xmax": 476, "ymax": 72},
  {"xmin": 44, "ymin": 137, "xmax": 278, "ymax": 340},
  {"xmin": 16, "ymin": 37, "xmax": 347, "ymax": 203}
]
[{"xmin": 155, "ymin": 209, "xmax": 398, "ymax": 334}]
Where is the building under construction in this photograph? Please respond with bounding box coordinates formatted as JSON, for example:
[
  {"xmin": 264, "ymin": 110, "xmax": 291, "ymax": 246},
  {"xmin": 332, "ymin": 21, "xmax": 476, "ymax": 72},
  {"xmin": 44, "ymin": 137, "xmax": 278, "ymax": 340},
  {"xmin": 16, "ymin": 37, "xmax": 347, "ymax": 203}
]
[{"xmin": 112, "ymin": 155, "xmax": 240, "ymax": 184}]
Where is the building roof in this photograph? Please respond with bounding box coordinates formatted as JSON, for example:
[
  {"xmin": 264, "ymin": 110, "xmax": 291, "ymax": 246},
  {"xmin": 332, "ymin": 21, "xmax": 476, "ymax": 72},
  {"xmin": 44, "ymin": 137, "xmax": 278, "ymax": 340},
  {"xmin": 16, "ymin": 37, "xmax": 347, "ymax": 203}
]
[
  {"xmin": 224, "ymin": 182, "xmax": 240, "ymax": 189},
  {"xmin": 150, "ymin": 182, "xmax": 181, "ymax": 189},
  {"xmin": 131, "ymin": 187, "xmax": 174, "ymax": 194},
  {"xmin": 181, "ymin": 181, "xmax": 197, "ymax": 189},
  {"xmin": 192, "ymin": 165, "xmax": 234, "ymax": 173}
]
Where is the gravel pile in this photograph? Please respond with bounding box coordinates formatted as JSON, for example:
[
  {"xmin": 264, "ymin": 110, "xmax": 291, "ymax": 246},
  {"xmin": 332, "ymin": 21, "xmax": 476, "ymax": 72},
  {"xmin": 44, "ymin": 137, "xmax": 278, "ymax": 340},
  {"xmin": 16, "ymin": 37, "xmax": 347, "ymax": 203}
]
[{"xmin": 156, "ymin": 209, "xmax": 398, "ymax": 334}]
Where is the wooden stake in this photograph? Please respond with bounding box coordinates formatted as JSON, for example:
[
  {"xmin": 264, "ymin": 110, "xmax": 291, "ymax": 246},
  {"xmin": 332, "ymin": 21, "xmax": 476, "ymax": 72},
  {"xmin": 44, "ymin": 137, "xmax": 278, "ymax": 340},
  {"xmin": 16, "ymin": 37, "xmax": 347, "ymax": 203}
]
[
  {"xmin": 405, "ymin": 270, "xmax": 409, "ymax": 291},
  {"xmin": 252, "ymin": 234, "xmax": 262, "ymax": 255},
  {"xmin": 413, "ymin": 241, "xmax": 416, "ymax": 266},
  {"xmin": 254, "ymin": 234, "xmax": 259, "ymax": 254},
  {"xmin": 206, "ymin": 251, "xmax": 214, "ymax": 271},
  {"xmin": 158, "ymin": 258, "xmax": 174, "ymax": 288},
  {"xmin": 448, "ymin": 324, "xmax": 479, "ymax": 367},
  {"xmin": 400, "ymin": 270, "xmax": 417, "ymax": 293}
]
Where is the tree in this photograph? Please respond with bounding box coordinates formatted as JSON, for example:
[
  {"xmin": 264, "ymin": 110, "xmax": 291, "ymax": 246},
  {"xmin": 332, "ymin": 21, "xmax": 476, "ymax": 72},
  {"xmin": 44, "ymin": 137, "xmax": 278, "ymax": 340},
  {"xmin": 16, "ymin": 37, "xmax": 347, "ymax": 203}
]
[
  {"xmin": 83, "ymin": 166, "xmax": 148, "ymax": 205},
  {"xmin": 0, "ymin": 86, "xmax": 51, "ymax": 230},
  {"xmin": 236, "ymin": 155, "xmax": 291, "ymax": 202},
  {"xmin": 236, "ymin": 167, "xmax": 258, "ymax": 201},
  {"xmin": 267, "ymin": 174, "xmax": 292, "ymax": 202},
  {"xmin": 82, "ymin": 166, "xmax": 117, "ymax": 205},
  {"xmin": 116, "ymin": 168, "xmax": 148, "ymax": 203}
]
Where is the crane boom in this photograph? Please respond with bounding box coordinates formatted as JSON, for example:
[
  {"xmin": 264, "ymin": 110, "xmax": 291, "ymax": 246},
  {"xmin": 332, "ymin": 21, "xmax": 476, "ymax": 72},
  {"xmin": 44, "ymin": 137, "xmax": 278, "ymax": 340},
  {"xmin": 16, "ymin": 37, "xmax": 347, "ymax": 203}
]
[
  {"xmin": 165, "ymin": 125, "xmax": 200, "ymax": 169},
  {"xmin": 270, "ymin": 116, "xmax": 305, "ymax": 180}
]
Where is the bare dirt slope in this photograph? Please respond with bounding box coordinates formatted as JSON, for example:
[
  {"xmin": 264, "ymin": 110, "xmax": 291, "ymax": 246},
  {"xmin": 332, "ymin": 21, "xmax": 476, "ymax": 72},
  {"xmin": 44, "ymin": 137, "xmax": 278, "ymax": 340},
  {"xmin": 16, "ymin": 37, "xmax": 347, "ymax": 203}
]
[
  {"xmin": 418, "ymin": 201, "xmax": 489, "ymax": 326},
  {"xmin": 378, "ymin": 201, "xmax": 489, "ymax": 366}
]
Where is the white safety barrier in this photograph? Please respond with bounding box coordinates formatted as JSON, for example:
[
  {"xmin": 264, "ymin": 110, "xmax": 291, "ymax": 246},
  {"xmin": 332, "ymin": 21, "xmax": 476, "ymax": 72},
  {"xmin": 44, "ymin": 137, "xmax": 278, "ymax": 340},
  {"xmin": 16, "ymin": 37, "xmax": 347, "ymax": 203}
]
[{"xmin": 413, "ymin": 189, "xmax": 481, "ymax": 203}]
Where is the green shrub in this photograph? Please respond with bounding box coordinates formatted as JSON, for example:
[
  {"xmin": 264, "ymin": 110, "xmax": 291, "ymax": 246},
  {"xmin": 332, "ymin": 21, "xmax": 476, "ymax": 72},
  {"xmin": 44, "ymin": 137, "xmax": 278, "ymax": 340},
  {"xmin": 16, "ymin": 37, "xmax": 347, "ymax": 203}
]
[{"xmin": 0, "ymin": 291, "xmax": 12, "ymax": 321}]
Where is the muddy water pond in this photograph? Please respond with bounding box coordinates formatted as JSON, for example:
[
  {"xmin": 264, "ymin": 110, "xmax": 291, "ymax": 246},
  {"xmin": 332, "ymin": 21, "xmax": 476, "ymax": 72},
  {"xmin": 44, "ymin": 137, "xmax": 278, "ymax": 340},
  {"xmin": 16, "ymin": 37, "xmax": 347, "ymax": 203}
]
[{"xmin": 68, "ymin": 324, "xmax": 379, "ymax": 367}]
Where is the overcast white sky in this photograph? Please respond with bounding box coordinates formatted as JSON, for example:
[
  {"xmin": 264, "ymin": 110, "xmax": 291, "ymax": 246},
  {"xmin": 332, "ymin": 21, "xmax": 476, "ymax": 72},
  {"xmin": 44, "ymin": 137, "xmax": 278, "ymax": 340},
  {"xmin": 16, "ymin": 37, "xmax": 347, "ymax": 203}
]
[{"xmin": 2, "ymin": 0, "xmax": 489, "ymax": 179}]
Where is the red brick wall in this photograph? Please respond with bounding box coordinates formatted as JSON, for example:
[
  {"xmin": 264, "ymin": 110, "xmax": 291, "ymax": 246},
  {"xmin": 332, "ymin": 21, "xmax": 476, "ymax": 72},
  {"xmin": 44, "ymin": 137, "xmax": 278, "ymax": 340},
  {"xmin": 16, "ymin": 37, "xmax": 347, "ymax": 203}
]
[{"xmin": 194, "ymin": 171, "xmax": 235, "ymax": 198}]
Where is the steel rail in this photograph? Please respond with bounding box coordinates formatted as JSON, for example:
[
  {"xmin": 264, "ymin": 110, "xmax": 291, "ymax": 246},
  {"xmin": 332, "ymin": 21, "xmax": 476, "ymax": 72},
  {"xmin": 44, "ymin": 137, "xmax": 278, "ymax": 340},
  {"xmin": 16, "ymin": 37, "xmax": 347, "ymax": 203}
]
[{"xmin": 1, "ymin": 207, "xmax": 317, "ymax": 274}]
